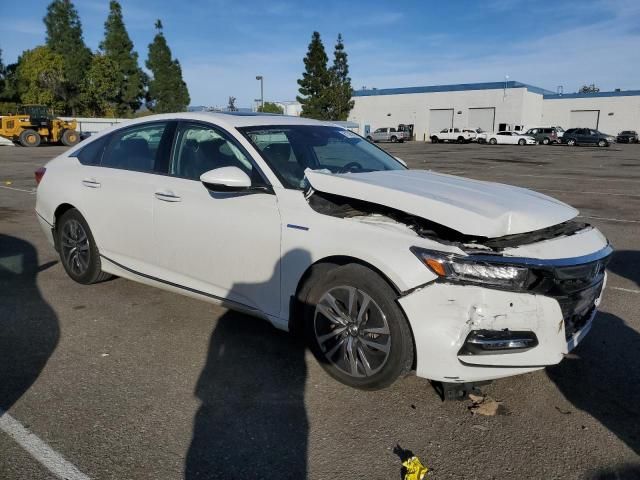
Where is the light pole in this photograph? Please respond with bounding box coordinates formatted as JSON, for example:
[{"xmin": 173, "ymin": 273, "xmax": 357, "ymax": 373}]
[{"xmin": 256, "ymin": 75, "xmax": 264, "ymax": 110}]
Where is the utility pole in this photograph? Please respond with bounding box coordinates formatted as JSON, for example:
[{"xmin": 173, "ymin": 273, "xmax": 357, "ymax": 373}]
[{"xmin": 256, "ymin": 75, "xmax": 264, "ymax": 109}]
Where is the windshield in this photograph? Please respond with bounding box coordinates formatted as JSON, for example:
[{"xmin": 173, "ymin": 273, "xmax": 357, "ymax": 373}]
[{"xmin": 239, "ymin": 125, "xmax": 406, "ymax": 189}]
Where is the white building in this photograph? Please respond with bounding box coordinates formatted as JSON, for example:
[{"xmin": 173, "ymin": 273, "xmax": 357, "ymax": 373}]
[{"xmin": 348, "ymin": 81, "xmax": 640, "ymax": 141}]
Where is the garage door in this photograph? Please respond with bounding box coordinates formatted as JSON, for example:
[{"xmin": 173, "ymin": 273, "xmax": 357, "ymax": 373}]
[
  {"xmin": 570, "ymin": 110, "xmax": 600, "ymax": 129},
  {"xmin": 468, "ymin": 107, "xmax": 496, "ymax": 132},
  {"xmin": 429, "ymin": 109, "xmax": 454, "ymax": 133}
]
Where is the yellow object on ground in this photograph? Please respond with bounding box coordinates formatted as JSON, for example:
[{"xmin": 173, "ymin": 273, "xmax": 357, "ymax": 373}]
[{"xmin": 403, "ymin": 456, "xmax": 428, "ymax": 480}]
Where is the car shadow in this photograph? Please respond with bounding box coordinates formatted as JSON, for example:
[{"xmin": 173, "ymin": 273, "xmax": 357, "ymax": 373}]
[
  {"xmin": 585, "ymin": 465, "xmax": 640, "ymax": 479},
  {"xmin": 185, "ymin": 250, "xmax": 310, "ymax": 479},
  {"xmin": 0, "ymin": 234, "xmax": 59, "ymax": 412},
  {"xmin": 546, "ymin": 312, "xmax": 640, "ymax": 455},
  {"xmin": 606, "ymin": 250, "xmax": 640, "ymax": 287}
]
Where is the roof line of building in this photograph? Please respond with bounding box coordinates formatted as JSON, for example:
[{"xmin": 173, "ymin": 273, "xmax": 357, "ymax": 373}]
[
  {"xmin": 352, "ymin": 81, "xmax": 556, "ymax": 97},
  {"xmin": 543, "ymin": 90, "xmax": 640, "ymax": 99}
]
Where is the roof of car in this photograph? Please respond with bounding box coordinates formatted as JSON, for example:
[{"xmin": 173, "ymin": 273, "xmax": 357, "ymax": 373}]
[{"xmin": 120, "ymin": 111, "xmax": 329, "ymax": 129}]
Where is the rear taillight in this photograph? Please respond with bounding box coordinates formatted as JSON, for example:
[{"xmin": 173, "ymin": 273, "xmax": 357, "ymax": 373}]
[{"xmin": 35, "ymin": 167, "xmax": 46, "ymax": 186}]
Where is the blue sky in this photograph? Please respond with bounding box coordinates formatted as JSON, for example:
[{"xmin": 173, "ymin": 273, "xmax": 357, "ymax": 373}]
[{"xmin": 2, "ymin": 0, "xmax": 640, "ymax": 107}]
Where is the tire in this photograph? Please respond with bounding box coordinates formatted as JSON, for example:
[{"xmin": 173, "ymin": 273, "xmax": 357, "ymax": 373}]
[
  {"xmin": 566, "ymin": 138, "xmax": 577, "ymax": 146},
  {"xmin": 431, "ymin": 136, "xmax": 439, "ymax": 143},
  {"xmin": 56, "ymin": 209, "xmax": 111, "ymax": 284},
  {"xmin": 19, "ymin": 129, "xmax": 41, "ymax": 147},
  {"xmin": 457, "ymin": 136, "xmax": 465, "ymax": 144},
  {"xmin": 366, "ymin": 136, "xmax": 373, "ymax": 142},
  {"xmin": 597, "ymin": 139, "xmax": 608, "ymax": 147},
  {"xmin": 489, "ymin": 138, "xmax": 497, "ymax": 145},
  {"xmin": 61, "ymin": 129, "xmax": 80, "ymax": 146},
  {"xmin": 542, "ymin": 137, "xmax": 550, "ymax": 145},
  {"xmin": 390, "ymin": 136, "xmax": 397, "ymax": 143},
  {"xmin": 518, "ymin": 138, "xmax": 526, "ymax": 146},
  {"xmin": 302, "ymin": 263, "xmax": 414, "ymax": 390}
]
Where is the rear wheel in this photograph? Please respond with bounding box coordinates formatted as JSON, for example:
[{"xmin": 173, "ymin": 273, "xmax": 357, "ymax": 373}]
[
  {"xmin": 489, "ymin": 137, "xmax": 497, "ymax": 145},
  {"xmin": 19, "ymin": 129, "xmax": 41, "ymax": 147},
  {"xmin": 61, "ymin": 129, "xmax": 80, "ymax": 146},
  {"xmin": 518, "ymin": 138, "xmax": 526, "ymax": 146},
  {"xmin": 431, "ymin": 136, "xmax": 439, "ymax": 143},
  {"xmin": 57, "ymin": 209, "xmax": 111, "ymax": 284},
  {"xmin": 303, "ymin": 263, "xmax": 414, "ymax": 390},
  {"xmin": 542, "ymin": 137, "xmax": 550, "ymax": 145},
  {"xmin": 457, "ymin": 136, "xmax": 465, "ymax": 144},
  {"xmin": 366, "ymin": 136, "xmax": 373, "ymax": 142}
]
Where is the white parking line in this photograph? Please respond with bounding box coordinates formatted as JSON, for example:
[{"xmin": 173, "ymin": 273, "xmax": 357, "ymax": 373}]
[
  {"xmin": 610, "ymin": 286, "xmax": 640, "ymax": 294},
  {"xmin": 578, "ymin": 215, "xmax": 640, "ymax": 224},
  {"xmin": 0, "ymin": 185, "xmax": 36, "ymax": 194},
  {"xmin": 0, "ymin": 409, "xmax": 90, "ymax": 480}
]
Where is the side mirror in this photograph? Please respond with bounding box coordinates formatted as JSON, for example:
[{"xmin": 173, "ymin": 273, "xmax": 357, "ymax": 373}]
[
  {"xmin": 200, "ymin": 166, "xmax": 251, "ymax": 191},
  {"xmin": 394, "ymin": 156, "xmax": 408, "ymax": 168}
]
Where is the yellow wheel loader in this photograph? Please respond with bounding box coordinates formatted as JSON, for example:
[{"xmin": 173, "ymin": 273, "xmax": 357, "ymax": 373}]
[{"xmin": 0, "ymin": 105, "xmax": 80, "ymax": 147}]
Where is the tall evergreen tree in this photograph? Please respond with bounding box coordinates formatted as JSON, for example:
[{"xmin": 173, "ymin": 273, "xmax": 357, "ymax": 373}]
[
  {"xmin": 146, "ymin": 20, "xmax": 190, "ymax": 113},
  {"xmin": 44, "ymin": 0, "xmax": 92, "ymax": 114},
  {"xmin": 100, "ymin": 1, "xmax": 145, "ymax": 116},
  {"xmin": 297, "ymin": 31, "xmax": 331, "ymax": 120},
  {"xmin": 328, "ymin": 34, "xmax": 354, "ymax": 121}
]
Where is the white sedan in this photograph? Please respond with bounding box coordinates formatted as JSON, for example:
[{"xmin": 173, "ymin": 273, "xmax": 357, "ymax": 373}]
[
  {"xmin": 487, "ymin": 131, "xmax": 537, "ymax": 145},
  {"xmin": 35, "ymin": 112, "xmax": 611, "ymax": 392}
]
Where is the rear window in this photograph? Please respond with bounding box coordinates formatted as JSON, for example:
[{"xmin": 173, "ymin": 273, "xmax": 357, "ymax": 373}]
[{"xmin": 72, "ymin": 135, "xmax": 109, "ymax": 166}]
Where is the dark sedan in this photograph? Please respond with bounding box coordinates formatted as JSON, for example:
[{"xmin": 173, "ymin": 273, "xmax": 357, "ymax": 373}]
[
  {"xmin": 562, "ymin": 128, "xmax": 615, "ymax": 147},
  {"xmin": 616, "ymin": 130, "xmax": 639, "ymax": 143}
]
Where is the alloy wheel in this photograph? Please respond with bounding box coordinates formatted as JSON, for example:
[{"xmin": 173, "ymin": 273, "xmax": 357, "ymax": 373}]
[
  {"xmin": 314, "ymin": 286, "xmax": 391, "ymax": 378},
  {"xmin": 61, "ymin": 219, "xmax": 91, "ymax": 276}
]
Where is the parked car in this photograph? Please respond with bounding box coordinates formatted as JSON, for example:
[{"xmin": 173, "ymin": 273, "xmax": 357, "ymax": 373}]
[
  {"xmin": 554, "ymin": 126, "xmax": 565, "ymax": 139},
  {"xmin": 616, "ymin": 130, "xmax": 639, "ymax": 143},
  {"xmin": 562, "ymin": 128, "xmax": 615, "ymax": 147},
  {"xmin": 487, "ymin": 131, "xmax": 536, "ymax": 145},
  {"xmin": 367, "ymin": 127, "xmax": 406, "ymax": 143},
  {"xmin": 524, "ymin": 127, "xmax": 560, "ymax": 145},
  {"xmin": 35, "ymin": 112, "xmax": 612, "ymax": 392},
  {"xmin": 430, "ymin": 128, "xmax": 475, "ymax": 144}
]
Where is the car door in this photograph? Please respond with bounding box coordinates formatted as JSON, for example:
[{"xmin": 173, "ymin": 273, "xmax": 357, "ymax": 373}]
[
  {"xmin": 79, "ymin": 120, "xmax": 175, "ymax": 274},
  {"xmin": 152, "ymin": 121, "xmax": 282, "ymax": 317}
]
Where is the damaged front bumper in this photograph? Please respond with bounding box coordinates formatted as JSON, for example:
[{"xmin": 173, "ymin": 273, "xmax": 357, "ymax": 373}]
[{"xmin": 398, "ymin": 255, "xmax": 609, "ymax": 383}]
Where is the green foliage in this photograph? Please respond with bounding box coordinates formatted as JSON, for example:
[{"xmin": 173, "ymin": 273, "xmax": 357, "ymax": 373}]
[
  {"xmin": 100, "ymin": 1, "xmax": 145, "ymax": 116},
  {"xmin": 44, "ymin": 0, "xmax": 92, "ymax": 114},
  {"xmin": 146, "ymin": 20, "xmax": 190, "ymax": 113},
  {"xmin": 327, "ymin": 34, "xmax": 354, "ymax": 121},
  {"xmin": 80, "ymin": 54, "xmax": 120, "ymax": 117},
  {"xmin": 579, "ymin": 84, "xmax": 600, "ymax": 94},
  {"xmin": 257, "ymin": 102, "xmax": 284, "ymax": 114},
  {"xmin": 297, "ymin": 31, "xmax": 331, "ymax": 120},
  {"xmin": 15, "ymin": 46, "xmax": 66, "ymax": 112}
]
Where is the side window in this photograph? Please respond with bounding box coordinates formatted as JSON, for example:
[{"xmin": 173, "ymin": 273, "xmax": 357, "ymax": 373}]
[
  {"xmin": 390, "ymin": 128, "xmax": 396, "ymax": 132},
  {"xmin": 73, "ymin": 134, "xmax": 110, "ymax": 166},
  {"xmin": 101, "ymin": 122, "xmax": 169, "ymax": 172},
  {"xmin": 440, "ymin": 129, "xmax": 448, "ymax": 133},
  {"xmin": 454, "ymin": 128, "xmax": 460, "ymax": 133},
  {"xmin": 170, "ymin": 123, "xmax": 255, "ymax": 181},
  {"xmin": 374, "ymin": 128, "xmax": 383, "ymax": 133}
]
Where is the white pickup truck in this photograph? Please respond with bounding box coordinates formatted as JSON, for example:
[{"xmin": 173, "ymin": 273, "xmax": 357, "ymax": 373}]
[{"xmin": 430, "ymin": 128, "xmax": 476, "ymax": 144}]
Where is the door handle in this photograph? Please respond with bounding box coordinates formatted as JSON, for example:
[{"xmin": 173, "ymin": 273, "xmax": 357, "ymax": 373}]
[
  {"xmin": 154, "ymin": 191, "xmax": 181, "ymax": 202},
  {"xmin": 82, "ymin": 178, "xmax": 101, "ymax": 188}
]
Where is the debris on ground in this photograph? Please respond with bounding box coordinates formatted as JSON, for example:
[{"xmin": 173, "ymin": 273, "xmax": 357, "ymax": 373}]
[
  {"xmin": 468, "ymin": 393, "xmax": 504, "ymax": 416},
  {"xmin": 394, "ymin": 444, "xmax": 429, "ymax": 480}
]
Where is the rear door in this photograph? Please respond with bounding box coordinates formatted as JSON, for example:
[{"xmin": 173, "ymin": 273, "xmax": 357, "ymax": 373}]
[{"xmin": 79, "ymin": 121, "xmax": 175, "ymax": 274}]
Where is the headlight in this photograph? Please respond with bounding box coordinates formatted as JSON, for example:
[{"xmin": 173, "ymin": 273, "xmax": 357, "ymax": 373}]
[{"xmin": 411, "ymin": 247, "xmax": 530, "ymax": 289}]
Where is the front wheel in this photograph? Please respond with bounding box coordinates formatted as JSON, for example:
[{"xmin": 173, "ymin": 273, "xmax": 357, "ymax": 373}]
[
  {"xmin": 61, "ymin": 129, "xmax": 80, "ymax": 146},
  {"xmin": 566, "ymin": 138, "xmax": 577, "ymax": 146},
  {"xmin": 390, "ymin": 136, "xmax": 397, "ymax": 143},
  {"xmin": 597, "ymin": 139, "xmax": 608, "ymax": 147},
  {"xmin": 431, "ymin": 136, "xmax": 439, "ymax": 143},
  {"xmin": 57, "ymin": 209, "xmax": 111, "ymax": 284},
  {"xmin": 542, "ymin": 138, "xmax": 550, "ymax": 145},
  {"xmin": 366, "ymin": 136, "xmax": 373, "ymax": 142},
  {"xmin": 303, "ymin": 264, "xmax": 414, "ymax": 390},
  {"xmin": 457, "ymin": 136, "xmax": 465, "ymax": 144},
  {"xmin": 489, "ymin": 138, "xmax": 497, "ymax": 145},
  {"xmin": 518, "ymin": 138, "xmax": 526, "ymax": 146}
]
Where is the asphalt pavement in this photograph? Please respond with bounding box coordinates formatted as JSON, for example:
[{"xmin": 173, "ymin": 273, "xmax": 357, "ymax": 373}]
[{"xmin": 0, "ymin": 141, "xmax": 639, "ymax": 479}]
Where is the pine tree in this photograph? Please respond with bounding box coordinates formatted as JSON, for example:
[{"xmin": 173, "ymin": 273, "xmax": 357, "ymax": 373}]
[
  {"xmin": 100, "ymin": 1, "xmax": 145, "ymax": 116},
  {"xmin": 297, "ymin": 31, "xmax": 331, "ymax": 120},
  {"xmin": 44, "ymin": 0, "xmax": 92, "ymax": 114},
  {"xmin": 146, "ymin": 20, "xmax": 190, "ymax": 113},
  {"xmin": 328, "ymin": 34, "xmax": 354, "ymax": 121}
]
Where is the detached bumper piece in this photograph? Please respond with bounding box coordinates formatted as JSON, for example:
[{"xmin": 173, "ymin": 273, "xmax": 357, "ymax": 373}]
[{"xmin": 459, "ymin": 329, "xmax": 538, "ymax": 355}]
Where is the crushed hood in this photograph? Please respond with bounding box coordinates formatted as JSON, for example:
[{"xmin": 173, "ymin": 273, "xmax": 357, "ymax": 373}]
[{"xmin": 305, "ymin": 169, "xmax": 578, "ymax": 238}]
